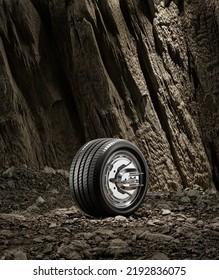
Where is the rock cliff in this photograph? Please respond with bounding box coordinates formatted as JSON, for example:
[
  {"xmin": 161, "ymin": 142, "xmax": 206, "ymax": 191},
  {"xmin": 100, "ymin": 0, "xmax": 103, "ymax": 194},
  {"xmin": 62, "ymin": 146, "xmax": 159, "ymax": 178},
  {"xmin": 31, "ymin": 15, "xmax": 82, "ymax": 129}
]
[{"xmin": 0, "ymin": 0, "xmax": 218, "ymax": 191}]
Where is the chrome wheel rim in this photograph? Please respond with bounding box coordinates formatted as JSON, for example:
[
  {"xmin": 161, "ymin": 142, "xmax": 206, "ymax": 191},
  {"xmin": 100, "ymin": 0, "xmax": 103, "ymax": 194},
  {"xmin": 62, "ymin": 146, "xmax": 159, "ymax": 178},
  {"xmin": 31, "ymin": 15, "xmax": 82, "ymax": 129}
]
[{"xmin": 102, "ymin": 150, "xmax": 144, "ymax": 208}]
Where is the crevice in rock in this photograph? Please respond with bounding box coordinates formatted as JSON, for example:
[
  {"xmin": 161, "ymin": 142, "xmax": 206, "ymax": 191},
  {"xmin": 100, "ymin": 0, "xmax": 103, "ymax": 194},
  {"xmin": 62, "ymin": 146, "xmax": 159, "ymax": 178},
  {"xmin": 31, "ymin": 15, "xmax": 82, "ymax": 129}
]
[
  {"xmin": 175, "ymin": 0, "xmax": 185, "ymax": 14},
  {"xmin": 164, "ymin": 0, "xmax": 173, "ymax": 8},
  {"xmin": 153, "ymin": 26, "xmax": 165, "ymax": 56},
  {"xmin": 146, "ymin": 0, "xmax": 158, "ymax": 21},
  {"xmin": 209, "ymin": 142, "xmax": 219, "ymax": 191},
  {"xmin": 136, "ymin": 43, "xmax": 187, "ymax": 188},
  {"xmin": 30, "ymin": 0, "xmax": 53, "ymax": 35},
  {"xmin": 96, "ymin": 0, "xmax": 119, "ymax": 36},
  {"xmin": 139, "ymin": 0, "xmax": 154, "ymax": 24},
  {"xmin": 119, "ymin": 0, "xmax": 138, "ymax": 40},
  {"xmin": 89, "ymin": 6, "xmax": 145, "ymax": 127}
]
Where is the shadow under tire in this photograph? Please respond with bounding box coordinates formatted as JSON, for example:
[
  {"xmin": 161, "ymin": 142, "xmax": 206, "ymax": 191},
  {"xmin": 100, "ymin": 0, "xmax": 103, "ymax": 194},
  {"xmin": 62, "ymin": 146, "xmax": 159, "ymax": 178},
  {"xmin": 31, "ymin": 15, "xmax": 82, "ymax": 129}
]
[{"xmin": 69, "ymin": 138, "xmax": 149, "ymax": 217}]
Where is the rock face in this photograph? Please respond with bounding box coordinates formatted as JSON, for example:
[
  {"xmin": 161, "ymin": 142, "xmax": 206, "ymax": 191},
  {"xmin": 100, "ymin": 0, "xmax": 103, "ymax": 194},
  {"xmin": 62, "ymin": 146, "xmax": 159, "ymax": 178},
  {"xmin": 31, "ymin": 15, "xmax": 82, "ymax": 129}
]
[{"xmin": 0, "ymin": 0, "xmax": 218, "ymax": 191}]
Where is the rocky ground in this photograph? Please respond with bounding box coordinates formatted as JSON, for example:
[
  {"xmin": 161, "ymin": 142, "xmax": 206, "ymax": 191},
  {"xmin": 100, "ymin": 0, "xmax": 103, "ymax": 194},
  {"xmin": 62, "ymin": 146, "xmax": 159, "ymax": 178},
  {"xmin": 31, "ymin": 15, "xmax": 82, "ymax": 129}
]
[{"xmin": 0, "ymin": 166, "xmax": 219, "ymax": 260}]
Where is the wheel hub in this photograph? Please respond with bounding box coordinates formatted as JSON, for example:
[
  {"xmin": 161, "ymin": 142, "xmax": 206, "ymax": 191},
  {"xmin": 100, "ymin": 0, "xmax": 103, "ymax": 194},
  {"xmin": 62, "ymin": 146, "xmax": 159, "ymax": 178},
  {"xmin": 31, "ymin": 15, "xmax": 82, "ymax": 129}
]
[
  {"xmin": 110, "ymin": 168, "xmax": 143, "ymax": 191},
  {"xmin": 102, "ymin": 151, "xmax": 144, "ymax": 208}
]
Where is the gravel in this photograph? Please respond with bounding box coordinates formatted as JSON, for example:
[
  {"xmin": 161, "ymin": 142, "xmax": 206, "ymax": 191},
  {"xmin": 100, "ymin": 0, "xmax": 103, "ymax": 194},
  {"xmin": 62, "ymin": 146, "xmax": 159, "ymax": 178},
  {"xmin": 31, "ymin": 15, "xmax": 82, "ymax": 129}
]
[{"xmin": 0, "ymin": 166, "xmax": 219, "ymax": 260}]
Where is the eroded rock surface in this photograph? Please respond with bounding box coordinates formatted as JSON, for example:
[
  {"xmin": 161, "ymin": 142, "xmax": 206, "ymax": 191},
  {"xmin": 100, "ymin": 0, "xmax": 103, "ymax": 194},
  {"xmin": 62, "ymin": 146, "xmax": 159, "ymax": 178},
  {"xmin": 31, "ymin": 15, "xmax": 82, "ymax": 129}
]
[{"xmin": 0, "ymin": 0, "xmax": 219, "ymax": 191}]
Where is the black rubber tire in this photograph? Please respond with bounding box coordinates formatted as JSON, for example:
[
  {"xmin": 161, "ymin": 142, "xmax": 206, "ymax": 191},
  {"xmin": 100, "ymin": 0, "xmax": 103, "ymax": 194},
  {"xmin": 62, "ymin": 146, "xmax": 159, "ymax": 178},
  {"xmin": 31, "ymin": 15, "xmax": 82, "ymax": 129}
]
[{"xmin": 69, "ymin": 138, "xmax": 149, "ymax": 217}]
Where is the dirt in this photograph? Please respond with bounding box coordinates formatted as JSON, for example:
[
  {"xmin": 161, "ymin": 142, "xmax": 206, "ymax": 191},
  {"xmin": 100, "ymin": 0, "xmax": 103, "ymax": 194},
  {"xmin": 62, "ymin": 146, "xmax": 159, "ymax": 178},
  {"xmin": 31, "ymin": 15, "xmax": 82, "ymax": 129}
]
[{"xmin": 0, "ymin": 166, "xmax": 219, "ymax": 260}]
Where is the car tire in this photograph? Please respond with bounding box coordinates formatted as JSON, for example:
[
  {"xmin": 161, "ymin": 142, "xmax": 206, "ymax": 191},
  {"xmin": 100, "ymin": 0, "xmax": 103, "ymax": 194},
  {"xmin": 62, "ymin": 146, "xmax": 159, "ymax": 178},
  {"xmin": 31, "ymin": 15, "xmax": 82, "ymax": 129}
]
[{"xmin": 69, "ymin": 138, "xmax": 149, "ymax": 217}]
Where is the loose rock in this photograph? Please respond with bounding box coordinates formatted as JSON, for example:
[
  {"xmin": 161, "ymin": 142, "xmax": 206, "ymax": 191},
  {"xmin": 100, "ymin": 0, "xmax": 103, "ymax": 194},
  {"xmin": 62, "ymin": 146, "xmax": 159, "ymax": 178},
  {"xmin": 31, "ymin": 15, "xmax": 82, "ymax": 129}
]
[
  {"xmin": 151, "ymin": 252, "xmax": 169, "ymax": 260},
  {"xmin": 114, "ymin": 215, "xmax": 128, "ymax": 222},
  {"xmin": 0, "ymin": 229, "xmax": 13, "ymax": 237},
  {"xmin": 161, "ymin": 209, "xmax": 171, "ymax": 215},
  {"xmin": 36, "ymin": 196, "xmax": 46, "ymax": 205},
  {"xmin": 57, "ymin": 244, "xmax": 82, "ymax": 259},
  {"xmin": 14, "ymin": 250, "xmax": 27, "ymax": 260},
  {"xmin": 106, "ymin": 239, "xmax": 131, "ymax": 257}
]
